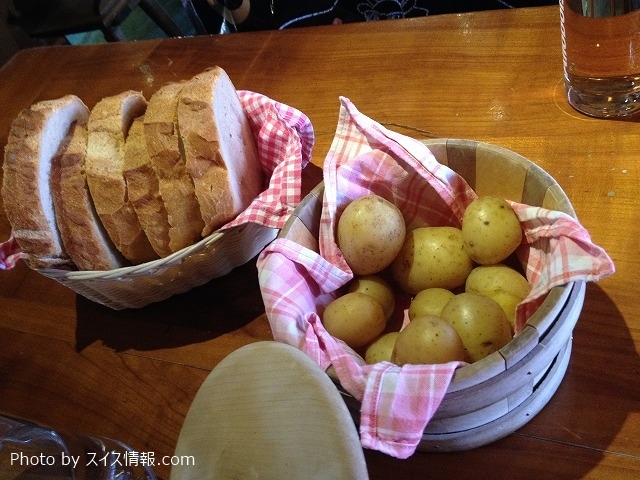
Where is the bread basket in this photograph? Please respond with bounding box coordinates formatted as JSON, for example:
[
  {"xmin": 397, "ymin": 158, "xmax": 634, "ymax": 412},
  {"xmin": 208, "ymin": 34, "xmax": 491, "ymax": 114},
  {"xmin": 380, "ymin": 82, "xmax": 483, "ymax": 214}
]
[
  {"xmin": 277, "ymin": 138, "xmax": 586, "ymax": 451},
  {"xmin": 1, "ymin": 90, "xmax": 314, "ymax": 310},
  {"xmin": 38, "ymin": 222, "xmax": 278, "ymax": 310}
]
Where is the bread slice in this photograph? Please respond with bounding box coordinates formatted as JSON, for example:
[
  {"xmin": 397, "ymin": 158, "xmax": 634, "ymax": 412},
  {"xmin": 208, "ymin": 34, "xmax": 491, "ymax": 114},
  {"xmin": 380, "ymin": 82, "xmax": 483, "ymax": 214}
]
[
  {"xmin": 143, "ymin": 81, "xmax": 204, "ymax": 253},
  {"xmin": 2, "ymin": 95, "xmax": 89, "ymax": 269},
  {"xmin": 50, "ymin": 122, "xmax": 127, "ymax": 270},
  {"xmin": 123, "ymin": 116, "xmax": 172, "ymax": 258},
  {"xmin": 177, "ymin": 67, "xmax": 263, "ymax": 237},
  {"xmin": 86, "ymin": 91, "xmax": 158, "ymax": 264}
]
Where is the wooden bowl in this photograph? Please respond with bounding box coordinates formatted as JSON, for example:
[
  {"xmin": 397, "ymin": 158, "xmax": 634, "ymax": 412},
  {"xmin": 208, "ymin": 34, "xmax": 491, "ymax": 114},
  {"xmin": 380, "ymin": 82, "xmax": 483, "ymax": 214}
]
[{"xmin": 278, "ymin": 138, "xmax": 586, "ymax": 451}]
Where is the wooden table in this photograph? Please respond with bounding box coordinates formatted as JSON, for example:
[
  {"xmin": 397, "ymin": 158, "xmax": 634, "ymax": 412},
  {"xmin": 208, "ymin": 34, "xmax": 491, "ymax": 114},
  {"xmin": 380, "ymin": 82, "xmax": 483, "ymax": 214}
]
[{"xmin": 1, "ymin": 6, "xmax": 638, "ymax": 479}]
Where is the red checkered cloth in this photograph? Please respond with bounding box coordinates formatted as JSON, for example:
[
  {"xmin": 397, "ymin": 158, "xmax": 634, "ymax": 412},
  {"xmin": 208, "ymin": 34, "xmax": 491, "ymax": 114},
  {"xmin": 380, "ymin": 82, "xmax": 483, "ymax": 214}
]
[
  {"xmin": 0, "ymin": 235, "xmax": 26, "ymax": 270},
  {"xmin": 257, "ymin": 97, "xmax": 615, "ymax": 458},
  {"xmin": 0, "ymin": 91, "xmax": 313, "ymax": 270}
]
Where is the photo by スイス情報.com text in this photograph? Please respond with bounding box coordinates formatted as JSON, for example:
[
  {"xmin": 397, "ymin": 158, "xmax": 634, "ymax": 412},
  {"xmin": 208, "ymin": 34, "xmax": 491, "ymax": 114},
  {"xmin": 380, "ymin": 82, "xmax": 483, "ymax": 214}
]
[{"xmin": 8, "ymin": 450, "xmax": 195, "ymax": 469}]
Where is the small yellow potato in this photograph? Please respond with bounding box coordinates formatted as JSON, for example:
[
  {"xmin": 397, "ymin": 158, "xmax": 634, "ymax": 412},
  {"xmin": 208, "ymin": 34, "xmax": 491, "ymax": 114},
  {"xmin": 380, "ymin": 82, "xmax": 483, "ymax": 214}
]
[
  {"xmin": 440, "ymin": 292, "xmax": 513, "ymax": 363},
  {"xmin": 364, "ymin": 332, "xmax": 400, "ymax": 364},
  {"xmin": 390, "ymin": 226, "xmax": 474, "ymax": 295},
  {"xmin": 392, "ymin": 315, "xmax": 467, "ymax": 365},
  {"xmin": 408, "ymin": 288, "xmax": 455, "ymax": 320},
  {"xmin": 465, "ymin": 264, "xmax": 532, "ymax": 331},
  {"xmin": 337, "ymin": 194, "xmax": 406, "ymax": 275},
  {"xmin": 462, "ymin": 196, "xmax": 523, "ymax": 265},
  {"xmin": 322, "ymin": 292, "xmax": 386, "ymax": 349},
  {"xmin": 348, "ymin": 275, "xmax": 396, "ymax": 321}
]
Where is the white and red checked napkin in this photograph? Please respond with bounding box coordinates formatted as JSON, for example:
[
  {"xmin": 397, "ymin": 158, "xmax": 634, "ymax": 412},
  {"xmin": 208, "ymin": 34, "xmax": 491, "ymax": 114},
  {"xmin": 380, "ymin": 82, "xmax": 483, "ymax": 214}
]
[
  {"xmin": 0, "ymin": 91, "xmax": 314, "ymax": 270},
  {"xmin": 257, "ymin": 97, "xmax": 615, "ymax": 458}
]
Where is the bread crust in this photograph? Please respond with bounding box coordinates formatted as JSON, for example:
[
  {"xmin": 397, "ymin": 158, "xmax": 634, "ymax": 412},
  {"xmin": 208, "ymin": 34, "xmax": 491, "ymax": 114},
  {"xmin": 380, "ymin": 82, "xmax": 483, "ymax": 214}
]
[
  {"xmin": 86, "ymin": 91, "xmax": 158, "ymax": 264},
  {"xmin": 2, "ymin": 95, "xmax": 89, "ymax": 269},
  {"xmin": 51, "ymin": 122, "xmax": 127, "ymax": 270},
  {"xmin": 144, "ymin": 81, "xmax": 204, "ymax": 252},
  {"xmin": 3, "ymin": 67, "xmax": 262, "ymax": 272},
  {"xmin": 178, "ymin": 67, "xmax": 263, "ymax": 237},
  {"xmin": 124, "ymin": 116, "xmax": 172, "ymax": 257}
]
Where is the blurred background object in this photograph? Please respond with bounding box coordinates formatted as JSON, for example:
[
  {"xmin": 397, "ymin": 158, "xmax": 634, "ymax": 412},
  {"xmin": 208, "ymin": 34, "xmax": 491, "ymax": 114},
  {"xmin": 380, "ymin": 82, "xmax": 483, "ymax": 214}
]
[
  {"xmin": 8, "ymin": 0, "xmax": 186, "ymax": 41},
  {"xmin": 0, "ymin": 0, "xmax": 197, "ymax": 66},
  {"xmin": 1, "ymin": 1, "xmax": 559, "ymax": 73},
  {"xmin": 184, "ymin": 0, "xmax": 560, "ymax": 34}
]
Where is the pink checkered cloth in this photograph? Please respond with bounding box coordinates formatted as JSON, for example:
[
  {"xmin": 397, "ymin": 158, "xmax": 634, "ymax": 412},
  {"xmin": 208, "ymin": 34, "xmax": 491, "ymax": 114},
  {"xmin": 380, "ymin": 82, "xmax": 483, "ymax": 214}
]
[
  {"xmin": 257, "ymin": 97, "xmax": 615, "ymax": 458},
  {"xmin": 0, "ymin": 91, "xmax": 313, "ymax": 270}
]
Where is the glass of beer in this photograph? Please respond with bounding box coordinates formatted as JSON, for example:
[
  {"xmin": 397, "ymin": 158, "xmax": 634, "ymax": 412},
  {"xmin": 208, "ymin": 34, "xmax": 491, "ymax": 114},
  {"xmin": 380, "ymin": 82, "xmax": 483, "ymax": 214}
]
[{"xmin": 560, "ymin": 0, "xmax": 640, "ymax": 118}]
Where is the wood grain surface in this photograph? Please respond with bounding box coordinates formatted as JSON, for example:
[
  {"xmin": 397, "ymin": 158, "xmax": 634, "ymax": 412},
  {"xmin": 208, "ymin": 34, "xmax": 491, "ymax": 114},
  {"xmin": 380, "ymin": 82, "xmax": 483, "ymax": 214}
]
[{"xmin": 1, "ymin": 6, "xmax": 638, "ymax": 479}]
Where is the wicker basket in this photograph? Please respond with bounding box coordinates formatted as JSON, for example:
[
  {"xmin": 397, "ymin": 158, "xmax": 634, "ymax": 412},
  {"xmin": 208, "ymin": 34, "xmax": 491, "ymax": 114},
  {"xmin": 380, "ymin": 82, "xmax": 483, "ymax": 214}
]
[
  {"xmin": 38, "ymin": 222, "xmax": 278, "ymax": 310},
  {"xmin": 278, "ymin": 139, "xmax": 586, "ymax": 451}
]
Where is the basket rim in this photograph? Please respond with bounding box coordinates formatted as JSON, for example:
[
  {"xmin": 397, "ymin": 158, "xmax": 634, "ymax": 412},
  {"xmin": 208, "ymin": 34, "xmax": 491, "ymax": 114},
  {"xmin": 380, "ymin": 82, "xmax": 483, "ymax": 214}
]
[
  {"xmin": 37, "ymin": 222, "xmax": 273, "ymax": 281},
  {"xmin": 422, "ymin": 138, "xmax": 577, "ymax": 218},
  {"xmin": 418, "ymin": 338, "xmax": 573, "ymax": 450}
]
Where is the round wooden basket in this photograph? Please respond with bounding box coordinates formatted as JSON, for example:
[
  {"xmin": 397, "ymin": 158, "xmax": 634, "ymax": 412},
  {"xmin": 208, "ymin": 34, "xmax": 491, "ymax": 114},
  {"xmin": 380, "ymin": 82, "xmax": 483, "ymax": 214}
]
[{"xmin": 279, "ymin": 138, "xmax": 586, "ymax": 451}]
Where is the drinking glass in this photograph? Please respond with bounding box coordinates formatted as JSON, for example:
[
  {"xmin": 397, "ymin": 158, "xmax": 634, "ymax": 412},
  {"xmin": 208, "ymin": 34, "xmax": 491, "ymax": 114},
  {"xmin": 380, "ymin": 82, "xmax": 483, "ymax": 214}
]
[
  {"xmin": 560, "ymin": 0, "xmax": 640, "ymax": 118},
  {"xmin": 0, "ymin": 413, "xmax": 157, "ymax": 480}
]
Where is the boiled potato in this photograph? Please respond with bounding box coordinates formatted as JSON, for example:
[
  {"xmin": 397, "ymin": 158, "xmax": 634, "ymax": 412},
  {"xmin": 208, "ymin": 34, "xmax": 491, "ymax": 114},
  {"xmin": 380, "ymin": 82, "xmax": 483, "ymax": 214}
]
[
  {"xmin": 392, "ymin": 315, "xmax": 467, "ymax": 365},
  {"xmin": 461, "ymin": 196, "xmax": 523, "ymax": 265},
  {"xmin": 390, "ymin": 226, "xmax": 474, "ymax": 295},
  {"xmin": 440, "ymin": 292, "xmax": 512, "ymax": 362},
  {"xmin": 408, "ymin": 287, "xmax": 455, "ymax": 320},
  {"xmin": 322, "ymin": 292, "xmax": 386, "ymax": 349},
  {"xmin": 365, "ymin": 332, "xmax": 400, "ymax": 364},
  {"xmin": 337, "ymin": 194, "xmax": 406, "ymax": 275},
  {"xmin": 465, "ymin": 264, "xmax": 532, "ymax": 331},
  {"xmin": 348, "ymin": 275, "xmax": 396, "ymax": 321}
]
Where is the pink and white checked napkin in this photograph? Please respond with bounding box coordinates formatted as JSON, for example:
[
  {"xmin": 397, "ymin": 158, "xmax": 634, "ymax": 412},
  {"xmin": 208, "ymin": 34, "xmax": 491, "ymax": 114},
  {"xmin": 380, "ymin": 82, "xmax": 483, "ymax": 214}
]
[
  {"xmin": 0, "ymin": 90, "xmax": 313, "ymax": 270},
  {"xmin": 257, "ymin": 97, "xmax": 615, "ymax": 458}
]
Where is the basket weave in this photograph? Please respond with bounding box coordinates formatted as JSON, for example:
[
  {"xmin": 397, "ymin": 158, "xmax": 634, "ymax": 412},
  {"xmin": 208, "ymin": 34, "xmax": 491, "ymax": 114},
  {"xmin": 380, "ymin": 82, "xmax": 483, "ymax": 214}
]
[
  {"xmin": 279, "ymin": 138, "xmax": 586, "ymax": 451},
  {"xmin": 39, "ymin": 222, "xmax": 277, "ymax": 310}
]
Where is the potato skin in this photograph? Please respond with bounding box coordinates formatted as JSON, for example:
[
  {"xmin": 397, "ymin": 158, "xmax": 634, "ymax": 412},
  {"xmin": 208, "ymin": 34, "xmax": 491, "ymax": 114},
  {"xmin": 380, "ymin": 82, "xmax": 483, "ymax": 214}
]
[
  {"xmin": 408, "ymin": 287, "xmax": 455, "ymax": 320},
  {"xmin": 337, "ymin": 194, "xmax": 406, "ymax": 275},
  {"xmin": 461, "ymin": 196, "xmax": 523, "ymax": 265},
  {"xmin": 440, "ymin": 292, "xmax": 512, "ymax": 362},
  {"xmin": 322, "ymin": 292, "xmax": 386, "ymax": 349},
  {"xmin": 348, "ymin": 275, "xmax": 396, "ymax": 321},
  {"xmin": 365, "ymin": 332, "xmax": 399, "ymax": 364},
  {"xmin": 392, "ymin": 315, "xmax": 467, "ymax": 365},
  {"xmin": 465, "ymin": 264, "xmax": 531, "ymax": 330},
  {"xmin": 391, "ymin": 226, "xmax": 474, "ymax": 295}
]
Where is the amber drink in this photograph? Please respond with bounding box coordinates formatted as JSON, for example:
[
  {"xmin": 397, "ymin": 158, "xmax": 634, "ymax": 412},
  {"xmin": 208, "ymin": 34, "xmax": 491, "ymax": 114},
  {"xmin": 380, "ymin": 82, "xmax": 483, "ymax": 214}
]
[{"xmin": 561, "ymin": 0, "xmax": 640, "ymax": 117}]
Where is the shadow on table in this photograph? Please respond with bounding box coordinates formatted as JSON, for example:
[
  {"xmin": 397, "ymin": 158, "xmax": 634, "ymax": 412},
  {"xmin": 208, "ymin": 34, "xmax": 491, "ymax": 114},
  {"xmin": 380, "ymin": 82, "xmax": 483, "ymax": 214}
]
[
  {"xmin": 73, "ymin": 163, "xmax": 324, "ymax": 352},
  {"xmin": 364, "ymin": 282, "xmax": 639, "ymax": 480},
  {"xmin": 74, "ymin": 255, "xmax": 266, "ymax": 352}
]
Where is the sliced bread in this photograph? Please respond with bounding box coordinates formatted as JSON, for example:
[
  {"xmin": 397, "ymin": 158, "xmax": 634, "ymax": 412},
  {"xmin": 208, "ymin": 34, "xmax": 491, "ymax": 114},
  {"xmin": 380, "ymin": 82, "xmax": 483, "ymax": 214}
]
[
  {"xmin": 86, "ymin": 91, "xmax": 158, "ymax": 264},
  {"xmin": 143, "ymin": 81, "xmax": 204, "ymax": 252},
  {"xmin": 177, "ymin": 67, "xmax": 263, "ymax": 237},
  {"xmin": 2, "ymin": 95, "xmax": 89, "ymax": 269},
  {"xmin": 123, "ymin": 116, "xmax": 172, "ymax": 258},
  {"xmin": 50, "ymin": 122, "xmax": 127, "ymax": 270}
]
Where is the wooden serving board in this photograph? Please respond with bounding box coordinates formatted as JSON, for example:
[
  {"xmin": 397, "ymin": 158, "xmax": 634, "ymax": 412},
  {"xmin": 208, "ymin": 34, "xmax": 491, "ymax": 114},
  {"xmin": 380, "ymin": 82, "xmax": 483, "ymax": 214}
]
[{"xmin": 171, "ymin": 341, "xmax": 368, "ymax": 480}]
